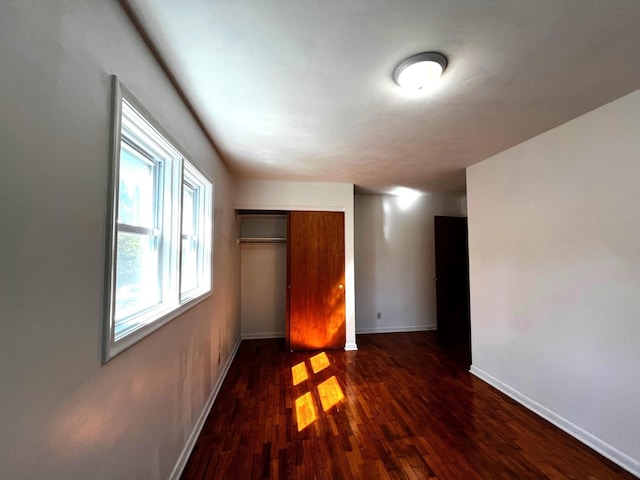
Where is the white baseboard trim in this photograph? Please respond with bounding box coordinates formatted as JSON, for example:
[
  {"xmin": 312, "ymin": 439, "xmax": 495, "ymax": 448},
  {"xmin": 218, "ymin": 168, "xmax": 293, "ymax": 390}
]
[
  {"xmin": 241, "ymin": 331, "xmax": 285, "ymax": 340},
  {"xmin": 344, "ymin": 342, "xmax": 358, "ymax": 351},
  {"xmin": 356, "ymin": 324, "xmax": 437, "ymax": 334},
  {"xmin": 169, "ymin": 336, "xmax": 242, "ymax": 480},
  {"xmin": 470, "ymin": 365, "xmax": 640, "ymax": 479}
]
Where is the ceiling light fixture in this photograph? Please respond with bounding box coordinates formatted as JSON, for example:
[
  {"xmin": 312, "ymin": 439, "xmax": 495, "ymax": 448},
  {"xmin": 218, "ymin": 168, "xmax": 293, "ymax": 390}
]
[{"xmin": 394, "ymin": 52, "xmax": 448, "ymax": 90}]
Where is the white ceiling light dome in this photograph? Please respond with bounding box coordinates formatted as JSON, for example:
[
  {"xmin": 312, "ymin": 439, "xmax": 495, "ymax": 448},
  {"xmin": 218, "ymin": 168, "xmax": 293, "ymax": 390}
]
[{"xmin": 394, "ymin": 52, "xmax": 448, "ymax": 90}]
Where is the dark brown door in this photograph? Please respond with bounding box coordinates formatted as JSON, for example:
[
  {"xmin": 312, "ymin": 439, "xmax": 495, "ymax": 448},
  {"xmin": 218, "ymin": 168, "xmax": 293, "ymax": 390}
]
[
  {"xmin": 287, "ymin": 211, "xmax": 346, "ymax": 351},
  {"xmin": 434, "ymin": 216, "xmax": 471, "ymax": 366}
]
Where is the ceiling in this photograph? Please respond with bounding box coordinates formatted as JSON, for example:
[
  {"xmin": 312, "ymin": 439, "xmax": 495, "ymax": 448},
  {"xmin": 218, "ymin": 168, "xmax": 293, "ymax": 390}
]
[{"xmin": 124, "ymin": 0, "xmax": 640, "ymax": 195}]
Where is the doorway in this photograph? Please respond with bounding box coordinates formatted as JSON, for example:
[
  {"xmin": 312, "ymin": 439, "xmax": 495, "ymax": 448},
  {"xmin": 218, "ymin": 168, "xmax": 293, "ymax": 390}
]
[
  {"xmin": 434, "ymin": 216, "xmax": 471, "ymax": 367},
  {"xmin": 238, "ymin": 210, "xmax": 347, "ymax": 350},
  {"xmin": 238, "ymin": 212, "xmax": 287, "ymax": 339}
]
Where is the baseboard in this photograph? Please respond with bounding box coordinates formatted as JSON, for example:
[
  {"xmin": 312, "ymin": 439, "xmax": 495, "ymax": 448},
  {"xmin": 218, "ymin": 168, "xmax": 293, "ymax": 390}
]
[
  {"xmin": 344, "ymin": 342, "xmax": 358, "ymax": 351},
  {"xmin": 169, "ymin": 336, "xmax": 242, "ymax": 480},
  {"xmin": 469, "ymin": 365, "xmax": 640, "ymax": 478},
  {"xmin": 356, "ymin": 324, "xmax": 437, "ymax": 334},
  {"xmin": 241, "ymin": 331, "xmax": 285, "ymax": 340}
]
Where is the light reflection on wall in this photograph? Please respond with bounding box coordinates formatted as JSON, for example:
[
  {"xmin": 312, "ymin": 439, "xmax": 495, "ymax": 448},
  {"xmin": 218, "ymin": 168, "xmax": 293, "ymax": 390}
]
[
  {"xmin": 383, "ymin": 186, "xmax": 425, "ymax": 241},
  {"xmin": 47, "ymin": 374, "xmax": 142, "ymax": 459},
  {"xmin": 293, "ymin": 352, "xmax": 346, "ymax": 431},
  {"xmin": 390, "ymin": 187, "xmax": 423, "ymax": 211}
]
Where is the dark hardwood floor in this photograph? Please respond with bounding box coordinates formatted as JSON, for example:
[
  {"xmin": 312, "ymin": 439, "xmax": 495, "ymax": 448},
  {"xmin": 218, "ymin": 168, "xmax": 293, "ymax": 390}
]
[{"xmin": 181, "ymin": 332, "xmax": 635, "ymax": 479}]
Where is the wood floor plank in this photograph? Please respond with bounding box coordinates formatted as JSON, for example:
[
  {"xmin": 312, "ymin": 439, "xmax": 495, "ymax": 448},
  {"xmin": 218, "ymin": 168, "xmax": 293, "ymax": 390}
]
[{"xmin": 180, "ymin": 332, "xmax": 636, "ymax": 479}]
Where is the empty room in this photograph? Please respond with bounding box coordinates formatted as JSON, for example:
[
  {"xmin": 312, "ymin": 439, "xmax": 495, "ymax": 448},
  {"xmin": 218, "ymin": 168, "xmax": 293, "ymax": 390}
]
[{"xmin": 1, "ymin": 1, "xmax": 639, "ymax": 479}]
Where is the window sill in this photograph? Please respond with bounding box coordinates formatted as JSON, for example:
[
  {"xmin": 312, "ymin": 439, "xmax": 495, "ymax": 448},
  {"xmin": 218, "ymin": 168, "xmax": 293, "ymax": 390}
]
[{"xmin": 103, "ymin": 288, "xmax": 212, "ymax": 363}]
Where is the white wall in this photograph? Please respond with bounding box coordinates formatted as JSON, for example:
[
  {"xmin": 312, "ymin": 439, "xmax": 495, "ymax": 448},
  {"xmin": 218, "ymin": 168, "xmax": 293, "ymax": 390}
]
[
  {"xmin": 0, "ymin": 1, "xmax": 240, "ymax": 479},
  {"xmin": 355, "ymin": 193, "xmax": 465, "ymax": 333},
  {"xmin": 239, "ymin": 216, "xmax": 287, "ymax": 338},
  {"xmin": 235, "ymin": 180, "xmax": 357, "ymax": 350},
  {"xmin": 467, "ymin": 89, "xmax": 640, "ymax": 476},
  {"xmin": 240, "ymin": 244, "xmax": 287, "ymax": 338}
]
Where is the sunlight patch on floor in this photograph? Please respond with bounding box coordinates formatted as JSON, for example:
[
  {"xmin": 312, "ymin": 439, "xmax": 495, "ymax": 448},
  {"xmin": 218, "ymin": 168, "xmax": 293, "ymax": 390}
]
[
  {"xmin": 295, "ymin": 392, "xmax": 317, "ymax": 431},
  {"xmin": 291, "ymin": 362, "xmax": 309, "ymax": 386},
  {"xmin": 317, "ymin": 376, "xmax": 345, "ymax": 412},
  {"xmin": 309, "ymin": 352, "xmax": 330, "ymax": 374}
]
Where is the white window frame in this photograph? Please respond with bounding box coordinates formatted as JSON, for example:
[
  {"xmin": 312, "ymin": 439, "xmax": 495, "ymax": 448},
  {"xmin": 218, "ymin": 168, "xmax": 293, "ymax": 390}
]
[
  {"xmin": 103, "ymin": 76, "xmax": 213, "ymax": 362},
  {"xmin": 180, "ymin": 161, "xmax": 213, "ymax": 302}
]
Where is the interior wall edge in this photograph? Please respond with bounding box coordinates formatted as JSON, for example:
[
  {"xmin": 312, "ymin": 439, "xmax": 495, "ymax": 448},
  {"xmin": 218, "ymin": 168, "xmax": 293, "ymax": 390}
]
[{"xmin": 470, "ymin": 366, "xmax": 640, "ymax": 478}]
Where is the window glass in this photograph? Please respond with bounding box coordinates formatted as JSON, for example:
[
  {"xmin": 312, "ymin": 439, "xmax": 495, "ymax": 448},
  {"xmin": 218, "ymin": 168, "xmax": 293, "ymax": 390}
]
[
  {"xmin": 181, "ymin": 183, "xmax": 198, "ymax": 294},
  {"xmin": 117, "ymin": 145, "xmax": 156, "ymax": 227},
  {"xmin": 182, "ymin": 185, "xmax": 195, "ymax": 235},
  {"xmin": 114, "ymin": 231, "xmax": 161, "ymax": 331},
  {"xmin": 181, "ymin": 237, "xmax": 198, "ymax": 293}
]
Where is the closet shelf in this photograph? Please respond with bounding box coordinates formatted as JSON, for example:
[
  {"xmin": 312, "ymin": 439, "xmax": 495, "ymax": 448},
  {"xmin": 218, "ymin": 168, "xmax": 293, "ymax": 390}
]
[{"xmin": 237, "ymin": 213, "xmax": 287, "ymax": 220}]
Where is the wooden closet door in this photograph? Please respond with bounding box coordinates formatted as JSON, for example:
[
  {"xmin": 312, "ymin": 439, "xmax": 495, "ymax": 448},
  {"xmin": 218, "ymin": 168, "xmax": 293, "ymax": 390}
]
[{"xmin": 287, "ymin": 211, "xmax": 346, "ymax": 350}]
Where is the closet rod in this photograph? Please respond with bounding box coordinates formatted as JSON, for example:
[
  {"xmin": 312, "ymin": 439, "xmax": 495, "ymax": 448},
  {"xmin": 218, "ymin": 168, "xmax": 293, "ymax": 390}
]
[{"xmin": 238, "ymin": 237, "xmax": 287, "ymax": 244}]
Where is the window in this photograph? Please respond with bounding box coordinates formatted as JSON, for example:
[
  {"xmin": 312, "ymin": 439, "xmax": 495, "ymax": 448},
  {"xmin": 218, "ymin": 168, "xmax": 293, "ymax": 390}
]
[
  {"xmin": 180, "ymin": 161, "xmax": 212, "ymax": 301},
  {"xmin": 104, "ymin": 77, "xmax": 213, "ymax": 361}
]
